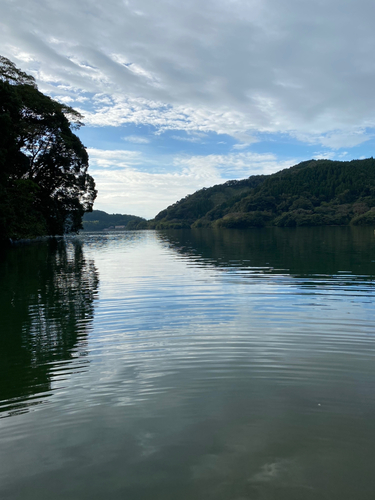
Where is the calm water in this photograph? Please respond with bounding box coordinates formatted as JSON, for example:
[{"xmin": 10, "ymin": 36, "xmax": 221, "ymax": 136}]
[{"xmin": 1, "ymin": 227, "xmax": 375, "ymax": 499}]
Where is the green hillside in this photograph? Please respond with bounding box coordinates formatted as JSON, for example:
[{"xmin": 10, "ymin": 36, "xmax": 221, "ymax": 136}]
[
  {"xmin": 149, "ymin": 158, "xmax": 375, "ymax": 229},
  {"xmin": 82, "ymin": 210, "xmax": 147, "ymax": 231}
]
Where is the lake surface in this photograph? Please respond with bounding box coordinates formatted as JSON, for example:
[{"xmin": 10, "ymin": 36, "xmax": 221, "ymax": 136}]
[{"xmin": 1, "ymin": 227, "xmax": 375, "ymax": 499}]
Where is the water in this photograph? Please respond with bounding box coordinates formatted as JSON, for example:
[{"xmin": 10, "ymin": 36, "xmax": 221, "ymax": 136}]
[{"xmin": 0, "ymin": 227, "xmax": 375, "ymax": 499}]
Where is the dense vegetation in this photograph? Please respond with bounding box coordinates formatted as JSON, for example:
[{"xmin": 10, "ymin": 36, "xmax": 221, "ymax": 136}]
[
  {"xmin": 0, "ymin": 56, "xmax": 96, "ymax": 241},
  {"xmin": 149, "ymin": 158, "xmax": 375, "ymax": 228},
  {"xmin": 82, "ymin": 210, "xmax": 147, "ymax": 231}
]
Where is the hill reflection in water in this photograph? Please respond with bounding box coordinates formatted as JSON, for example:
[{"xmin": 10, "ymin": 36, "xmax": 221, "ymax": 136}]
[{"xmin": 158, "ymin": 226, "xmax": 375, "ymax": 279}]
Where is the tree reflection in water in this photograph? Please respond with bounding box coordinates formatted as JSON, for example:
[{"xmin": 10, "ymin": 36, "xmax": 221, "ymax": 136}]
[{"xmin": 0, "ymin": 238, "xmax": 99, "ymax": 417}]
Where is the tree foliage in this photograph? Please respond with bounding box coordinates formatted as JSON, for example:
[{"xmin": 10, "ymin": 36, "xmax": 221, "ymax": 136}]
[
  {"xmin": 82, "ymin": 210, "xmax": 146, "ymax": 231},
  {"xmin": 0, "ymin": 56, "xmax": 96, "ymax": 240},
  {"xmin": 150, "ymin": 158, "xmax": 375, "ymax": 228}
]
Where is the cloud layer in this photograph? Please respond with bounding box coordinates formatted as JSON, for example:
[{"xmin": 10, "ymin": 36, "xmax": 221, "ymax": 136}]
[{"xmin": 3, "ymin": 0, "xmax": 375, "ymax": 145}]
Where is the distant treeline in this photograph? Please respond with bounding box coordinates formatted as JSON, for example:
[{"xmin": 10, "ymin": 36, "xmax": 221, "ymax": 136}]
[
  {"xmin": 82, "ymin": 210, "xmax": 147, "ymax": 231},
  {"xmin": 149, "ymin": 158, "xmax": 375, "ymax": 229}
]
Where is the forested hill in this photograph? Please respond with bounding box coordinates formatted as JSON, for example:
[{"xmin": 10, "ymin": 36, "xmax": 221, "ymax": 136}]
[
  {"xmin": 82, "ymin": 210, "xmax": 147, "ymax": 231},
  {"xmin": 149, "ymin": 158, "xmax": 375, "ymax": 228}
]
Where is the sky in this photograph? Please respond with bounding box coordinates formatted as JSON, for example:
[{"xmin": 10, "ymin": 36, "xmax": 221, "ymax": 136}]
[{"xmin": 2, "ymin": 0, "xmax": 375, "ymax": 219}]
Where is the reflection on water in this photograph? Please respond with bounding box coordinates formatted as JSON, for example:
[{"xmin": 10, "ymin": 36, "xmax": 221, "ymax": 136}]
[
  {"xmin": 159, "ymin": 226, "xmax": 375, "ymax": 277},
  {"xmin": 0, "ymin": 239, "xmax": 98, "ymax": 416},
  {"xmin": 0, "ymin": 228, "xmax": 375, "ymax": 500}
]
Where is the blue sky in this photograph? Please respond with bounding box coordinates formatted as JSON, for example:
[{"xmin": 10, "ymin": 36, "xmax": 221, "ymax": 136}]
[{"xmin": 2, "ymin": 0, "xmax": 375, "ymax": 218}]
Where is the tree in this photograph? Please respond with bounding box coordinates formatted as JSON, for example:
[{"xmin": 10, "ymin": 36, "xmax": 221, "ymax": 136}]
[{"xmin": 0, "ymin": 56, "xmax": 96, "ymax": 239}]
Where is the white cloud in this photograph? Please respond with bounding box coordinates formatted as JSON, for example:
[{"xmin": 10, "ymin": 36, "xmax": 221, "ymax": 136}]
[
  {"xmin": 122, "ymin": 135, "xmax": 150, "ymax": 144},
  {"xmin": 74, "ymin": 94, "xmax": 266, "ymax": 142},
  {"xmin": 171, "ymin": 135, "xmax": 201, "ymax": 143},
  {"xmin": 232, "ymin": 142, "xmax": 257, "ymax": 150},
  {"xmin": 173, "ymin": 151, "xmax": 296, "ymax": 178},
  {"xmin": 87, "ymin": 148, "xmax": 142, "ymax": 169},
  {"xmin": 294, "ymin": 128, "xmax": 372, "ymax": 150},
  {"xmin": 171, "ymin": 132, "xmax": 208, "ymax": 143},
  {"xmin": 318, "ymin": 130, "xmax": 371, "ymax": 150},
  {"xmin": 2, "ymin": 0, "xmax": 375, "ymax": 146}
]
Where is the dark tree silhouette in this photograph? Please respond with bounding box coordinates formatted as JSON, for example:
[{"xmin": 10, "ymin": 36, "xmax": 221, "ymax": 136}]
[{"xmin": 0, "ymin": 56, "xmax": 97, "ymax": 239}]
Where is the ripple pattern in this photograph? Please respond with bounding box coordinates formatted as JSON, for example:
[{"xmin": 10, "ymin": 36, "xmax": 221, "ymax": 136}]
[{"xmin": 1, "ymin": 229, "xmax": 375, "ymax": 500}]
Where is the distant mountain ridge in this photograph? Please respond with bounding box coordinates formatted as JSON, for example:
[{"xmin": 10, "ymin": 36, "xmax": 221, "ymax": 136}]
[
  {"xmin": 82, "ymin": 210, "xmax": 147, "ymax": 231},
  {"xmin": 148, "ymin": 158, "xmax": 375, "ymax": 228}
]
